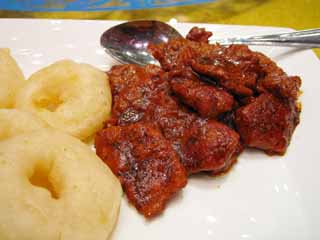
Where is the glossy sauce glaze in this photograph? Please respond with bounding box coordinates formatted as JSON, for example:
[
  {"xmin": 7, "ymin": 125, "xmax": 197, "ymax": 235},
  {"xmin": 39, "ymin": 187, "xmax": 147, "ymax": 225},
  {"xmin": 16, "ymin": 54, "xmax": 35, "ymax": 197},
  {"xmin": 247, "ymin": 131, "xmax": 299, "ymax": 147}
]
[{"xmin": 95, "ymin": 27, "xmax": 301, "ymax": 218}]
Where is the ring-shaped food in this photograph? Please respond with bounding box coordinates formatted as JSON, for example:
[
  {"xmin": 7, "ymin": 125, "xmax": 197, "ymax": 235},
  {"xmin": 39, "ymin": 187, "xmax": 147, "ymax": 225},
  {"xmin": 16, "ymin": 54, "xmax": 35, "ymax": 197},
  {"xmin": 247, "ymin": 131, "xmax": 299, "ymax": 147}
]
[
  {"xmin": 0, "ymin": 129, "xmax": 122, "ymax": 240},
  {"xmin": 15, "ymin": 60, "xmax": 112, "ymax": 140},
  {"xmin": 0, "ymin": 48, "xmax": 25, "ymax": 108},
  {"xmin": 0, "ymin": 109, "xmax": 48, "ymax": 141}
]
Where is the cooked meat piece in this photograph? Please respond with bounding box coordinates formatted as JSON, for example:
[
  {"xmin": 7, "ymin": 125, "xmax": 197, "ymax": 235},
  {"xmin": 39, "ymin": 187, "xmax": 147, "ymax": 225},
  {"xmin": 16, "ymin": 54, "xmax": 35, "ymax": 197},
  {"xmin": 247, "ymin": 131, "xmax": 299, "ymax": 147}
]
[
  {"xmin": 180, "ymin": 119, "xmax": 240, "ymax": 174},
  {"xmin": 149, "ymin": 39, "xmax": 261, "ymax": 96},
  {"xmin": 145, "ymin": 91, "xmax": 197, "ymax": 144},
  {"xmin": 257, "ymin": 74, "xmax": 301, "ymax": 101},
  {"xmin": 255, "ymin": 52, "xmax": 301, "ymax": 100},
  {"xmin": 169, "ymin": 68, "xmax": 234, "ymax": 118},
  {"xmin": 95, "ymin": 123, "xmax": 187, "ymax": 218},
  {"xmin": 107, "ymin": 65, "xmax": 242, "ymax": 175},
  {"xmin": 191, "ymin": 44, "xmax": 261, "ymax": 96},
  {"xmin": 107, "ymin": 64, "xmax": 168, "ymax": 126},
  {"xmin": 98, "ymin": 26, "xmax": 303, "ymax": 219},
  {"xmin": 209, "ymin": 141, "xmax": 244, "ymax": 175},
  {"xmin": 235, "ymin": 93, "xmax": 300, "ymax": 155},
  {"xmin": 149, "ymin": 28, "xmax": 301, "ymax": 101},
  {"xmin": 186, "ymin": 26, "xmax": 213, "ymax": 43},
  {"xmin": 107, "ymin": 63, "xmax": 197, "ymax": 144},
  {"xmin": 148, "ymin": 38, "xmax": 193, "ymax": 71},
  {"xmin": 145, "ymin": 92, "xmax": 241, "ymax": 175}
]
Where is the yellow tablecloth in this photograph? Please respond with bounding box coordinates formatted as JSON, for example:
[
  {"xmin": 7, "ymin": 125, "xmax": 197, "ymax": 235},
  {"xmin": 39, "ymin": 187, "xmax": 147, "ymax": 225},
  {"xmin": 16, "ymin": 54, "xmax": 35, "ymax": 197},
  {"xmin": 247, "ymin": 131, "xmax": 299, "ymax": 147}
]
[{"xmin": 1, "ymin": 0, "xmax": 319, "ymax": 56}]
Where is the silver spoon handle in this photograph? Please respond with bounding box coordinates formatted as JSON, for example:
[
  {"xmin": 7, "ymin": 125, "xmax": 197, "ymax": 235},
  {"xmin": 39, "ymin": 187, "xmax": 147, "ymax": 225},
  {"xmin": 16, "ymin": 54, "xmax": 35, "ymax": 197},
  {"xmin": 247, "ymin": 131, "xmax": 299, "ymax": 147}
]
[{"xmin": 211, "ymin": 28, "xmax": 320, "ymax": 48}]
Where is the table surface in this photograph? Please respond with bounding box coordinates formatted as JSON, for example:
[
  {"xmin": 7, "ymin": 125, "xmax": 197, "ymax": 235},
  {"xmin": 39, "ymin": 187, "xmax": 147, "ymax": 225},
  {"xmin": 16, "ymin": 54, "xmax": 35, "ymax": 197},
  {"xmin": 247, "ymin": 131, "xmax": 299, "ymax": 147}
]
[{"xmin": 0, "ymin": 0, "xmax": 319, "ymax": 56}]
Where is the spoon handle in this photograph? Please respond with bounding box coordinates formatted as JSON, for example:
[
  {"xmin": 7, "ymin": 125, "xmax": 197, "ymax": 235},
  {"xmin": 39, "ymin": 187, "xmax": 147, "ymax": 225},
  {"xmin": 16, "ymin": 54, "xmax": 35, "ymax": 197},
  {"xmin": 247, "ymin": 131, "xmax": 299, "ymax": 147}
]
[{"xmin": 212, "ymin": 28, "xmax": 320, "ymax": 48}]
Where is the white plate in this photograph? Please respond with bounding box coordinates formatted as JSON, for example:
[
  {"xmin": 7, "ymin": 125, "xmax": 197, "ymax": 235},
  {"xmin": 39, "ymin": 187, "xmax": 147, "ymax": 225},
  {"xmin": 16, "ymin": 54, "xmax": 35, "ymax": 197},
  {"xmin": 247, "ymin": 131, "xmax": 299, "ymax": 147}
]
[{"xmin": 1, "ymin": 19, "xmax": 319, "ymax": 240}]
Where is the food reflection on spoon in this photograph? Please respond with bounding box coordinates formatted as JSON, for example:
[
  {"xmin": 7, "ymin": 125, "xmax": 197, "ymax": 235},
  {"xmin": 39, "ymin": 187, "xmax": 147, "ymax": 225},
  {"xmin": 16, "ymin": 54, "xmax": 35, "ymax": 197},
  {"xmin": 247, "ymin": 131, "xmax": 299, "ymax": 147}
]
[{"xmin": 100, "ymin": 20, "xmax": 182, "ymax": 66}]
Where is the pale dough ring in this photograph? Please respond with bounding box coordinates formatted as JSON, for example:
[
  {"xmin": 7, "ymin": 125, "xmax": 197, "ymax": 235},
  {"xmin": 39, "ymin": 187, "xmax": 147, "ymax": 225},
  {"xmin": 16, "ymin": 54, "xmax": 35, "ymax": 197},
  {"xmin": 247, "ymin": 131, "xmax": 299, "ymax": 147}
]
[
  {"xmin": 0, "ymin": 109, "xmax": 49, "ymax": 141},
  {"xmin": 0, "ymin": 48, "xmax": 25, "ymax": 108},
  {"xmin": 15, "ymin": 60, "xmax": 112, "ymax": 140},
  {"xmin": 0, "ymin": 129, "xmax": 122, "ymax": 240}
]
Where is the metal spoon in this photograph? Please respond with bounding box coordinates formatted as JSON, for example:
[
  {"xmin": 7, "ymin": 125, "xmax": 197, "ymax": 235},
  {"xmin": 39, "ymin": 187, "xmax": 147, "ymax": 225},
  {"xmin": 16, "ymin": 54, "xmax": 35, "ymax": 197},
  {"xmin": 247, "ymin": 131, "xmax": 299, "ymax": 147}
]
[{"xmin": 100, "ymin": 20, "xmax": 320, "ymax": 66}]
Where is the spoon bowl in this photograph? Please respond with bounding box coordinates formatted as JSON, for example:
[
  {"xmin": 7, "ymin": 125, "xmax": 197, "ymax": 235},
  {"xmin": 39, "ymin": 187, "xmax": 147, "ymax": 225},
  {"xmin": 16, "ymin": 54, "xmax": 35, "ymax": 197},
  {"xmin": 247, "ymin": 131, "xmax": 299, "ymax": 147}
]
[{"xmin": 100, "ymin": 20, "xmax": 183, "ymax": 66}]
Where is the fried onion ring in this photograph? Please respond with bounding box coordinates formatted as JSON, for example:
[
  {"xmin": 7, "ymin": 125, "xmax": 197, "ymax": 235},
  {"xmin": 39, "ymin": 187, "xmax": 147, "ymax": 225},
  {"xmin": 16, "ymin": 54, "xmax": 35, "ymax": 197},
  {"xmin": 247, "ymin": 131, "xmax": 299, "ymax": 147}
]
[
  {"xmin": 15, "ymin": 60, "xmax": 112, "ymax": 140},
  {"xmin": 0, "ymin": 129, "xmax": 122, "ymax": 240},
  {"xmin": 0, "ymin": 48, "xmax": 25, "ymax": 108}
]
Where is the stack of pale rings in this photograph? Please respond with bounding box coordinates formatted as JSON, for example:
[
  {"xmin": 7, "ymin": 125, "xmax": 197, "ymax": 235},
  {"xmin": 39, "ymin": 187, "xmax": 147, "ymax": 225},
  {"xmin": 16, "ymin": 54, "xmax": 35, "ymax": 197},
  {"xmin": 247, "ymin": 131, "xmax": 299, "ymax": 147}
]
[{"xmin": 0, "ymin": 48, "xmax": 122, "ymax": 240}]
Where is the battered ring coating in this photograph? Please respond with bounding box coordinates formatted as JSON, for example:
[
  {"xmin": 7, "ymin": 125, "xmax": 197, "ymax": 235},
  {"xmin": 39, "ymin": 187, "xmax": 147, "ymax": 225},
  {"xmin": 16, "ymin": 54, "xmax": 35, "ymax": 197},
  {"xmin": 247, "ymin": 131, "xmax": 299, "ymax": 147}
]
[
  {"xmin": 0, "ymin": 129, "xmax": 122, "ymax": 240},
  {"xmin": 0, "ymin": 48, "xmax": 25, "ymax": 108},
  {"xmin": 15, "ymin": 60, "xmax": 112, "ymax": 140},
  {"xmin": 0, "ymin": 109, "xmax": 48, "ymax": 141}
]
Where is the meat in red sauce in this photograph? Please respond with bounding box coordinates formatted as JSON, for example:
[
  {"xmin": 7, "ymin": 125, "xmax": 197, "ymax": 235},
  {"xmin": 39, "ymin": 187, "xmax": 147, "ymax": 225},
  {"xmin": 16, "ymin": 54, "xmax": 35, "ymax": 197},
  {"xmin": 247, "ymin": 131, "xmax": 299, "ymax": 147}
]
[
  {"xmin": 181, "ymin": 119, "xmax": 240, "ymax": 174},
  {"xmin": 95, "ymin": 123, "xmax": 187, "ymax": 218},
  {"xmin": 96, "ymin": 26, "xmax": 302, "ymax": 218},
  {"xmin": 255, "ymin": 52, "xmax": 301, "ymax": 100},
  {"xmin": 149, "ymin": 39, "xmax": 301, "ymax": 100},
  {"xmin": 186, "ymin": 26, "xmax": 213, "ymax": 43},
  {"xmin": 105, "ymin": 65, "xmax": 240, "ymax": 175},
  {"xmin": 169, "ymin": 67, "xmax": 234, "ymax": 118},
  {"xmin": 144, "ymin": 91, "xmax": 240, "ymax": 175},
  {"xmin": 144, "ymin": 91, "xmax": 197, "ymax": 144},
  {"xmin": 106, "ymin": 64, "xmax": 168, "ymax": 126},
  {"xmin": 149, "ymin": 40, "xmax": 261, "ymax": 96},
  {"xmin": 235, "ymin": 93, "xmax": 300, "ymax": 155},
  {"xmin": 191, "ymin": 44, "xmax": 261, "ymax": 96},
  {"xmin": 148, "ymin": 38, "xmax": 193, "ymax": 71}
]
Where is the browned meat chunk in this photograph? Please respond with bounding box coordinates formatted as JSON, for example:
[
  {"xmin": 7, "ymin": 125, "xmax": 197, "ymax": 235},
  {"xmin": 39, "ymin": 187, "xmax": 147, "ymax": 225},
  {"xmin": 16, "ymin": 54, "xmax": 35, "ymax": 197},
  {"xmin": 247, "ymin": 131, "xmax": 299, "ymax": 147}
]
[
  {"xmin": 149, "ymin": 29, "xmax": 301, "ymax": 101},
  {"xmin": 106, "ymin": 64, "xmax": 242, "ymax": 176},
  {"xmin": 191, "ymin": 44, "xmax": 261, "ymax": 96},
  {"xmin": 235, "ymin": 93, "xmax": 300, "ymax": 155},
  {"xmin": 145, "ymin": 92, "xmax": 241, "ymax": 175},
  {"xmin": 255, "ymin": 52, "xmax": 301, "ymax": 100},
  {"xmin": 95, "ymin": 26, "xmax": 303, "ymax": 219},
  {"xmin": 149, "ymin": 39, "xmax": 261, "ymax": 96},
  {"xmin": 181, "ymin": 119, "xmax": 240, "ymax": 174},
  {"xmin": 186, "ymin": 26, "xmax": 213, "ymax": 43},
  {"xmin": 169, "ymin": 68, "xmax": 234, "ymax": 118},
  {"xmin": 257, "ymin": 74, "xmax": 301, "ymax": 100},
  {"xmin": 107, "ymin": 63, "xmax": 198, "ymax": 150},
  {"xmin": 95, "ymin": 123, "xmax": 187, "ymax": 218},
  {"xmin": 107, "ymin": 64, "xmax": 168, "ymax": 126},
  {"xmin": 148, "ymin": 38, "xmax": 193, "ymax": 71},
  {"xmin": 145, "ymin": 91, "xmax": 197, "ymax": 144}
]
